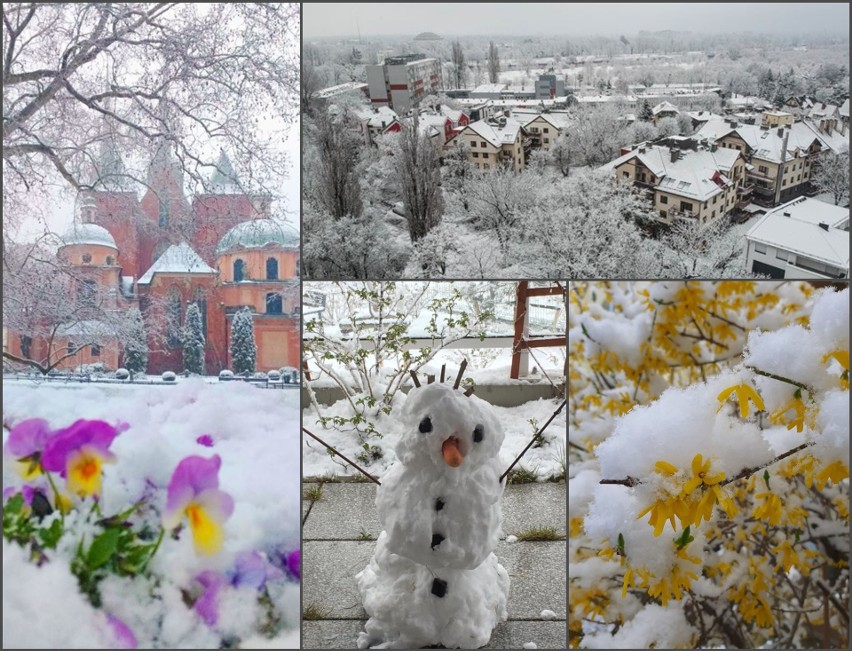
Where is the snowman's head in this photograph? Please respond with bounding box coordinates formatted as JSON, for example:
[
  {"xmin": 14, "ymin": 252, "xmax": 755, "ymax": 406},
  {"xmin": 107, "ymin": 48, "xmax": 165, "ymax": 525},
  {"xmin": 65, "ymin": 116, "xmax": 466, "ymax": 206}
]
[{"xmin": 397, "ymin": 383, "xmax": 505, "ymax": 470}]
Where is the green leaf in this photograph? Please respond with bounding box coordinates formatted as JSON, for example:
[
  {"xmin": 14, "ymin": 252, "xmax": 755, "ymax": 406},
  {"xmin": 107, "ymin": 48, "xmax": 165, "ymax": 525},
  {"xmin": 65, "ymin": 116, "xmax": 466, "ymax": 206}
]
[
  {"xmin": 616, "ymin": 532, "xmax": 625, "ymax": 556},
  {"xmin": 674, "ymin": 525, "xmax": 694, "ymax": 549},
  {"xmin": 87, "ymin": 528, "xmax": 120, "ymax": 569},
  {"xmin": 4, "ymin": 494, "xmax": 24, "ymax": 516},
  {"xmin": 763, "ymin": 469, "xmax": 770, "ymax": 489},
  {"xmin": 38, "ymin": 519, "xmax": 64, "ymax": 549}
]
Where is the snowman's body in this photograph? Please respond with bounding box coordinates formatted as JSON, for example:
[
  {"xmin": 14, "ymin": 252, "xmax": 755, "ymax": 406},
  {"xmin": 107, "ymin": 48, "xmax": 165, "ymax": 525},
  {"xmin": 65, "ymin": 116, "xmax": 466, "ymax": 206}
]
[{"xmin": 356, "ymin": 383, "xmax": 510, "ymax": 649}]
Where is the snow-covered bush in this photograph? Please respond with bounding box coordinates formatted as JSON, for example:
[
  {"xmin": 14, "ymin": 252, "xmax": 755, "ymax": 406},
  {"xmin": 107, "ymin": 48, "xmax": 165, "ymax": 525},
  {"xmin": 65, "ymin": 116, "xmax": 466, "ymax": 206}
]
[
  {"xmin": 280, "ymin": 366, "xmax": 299, "ymax": 384},
  {"xmin": 569, "ymin": 281, "xmax": 849, "ymax": 649},
  {"xmin": 115, "ymin": 368, "xmax": 130, "ymax": 380},
  {"xmin": 161, "ymin": 371, "xmax": 176, "ymax": 383},
  {"xmin": 267, "ymin": 370, "xmax": 281, "ymax": 381},
  {"xmin": 218, "ymin": 369, "xmax": 234, "ymax": 380},
  {"xmin": 252, "ymin": 372, "xmax": 267, "ymax": 380}
]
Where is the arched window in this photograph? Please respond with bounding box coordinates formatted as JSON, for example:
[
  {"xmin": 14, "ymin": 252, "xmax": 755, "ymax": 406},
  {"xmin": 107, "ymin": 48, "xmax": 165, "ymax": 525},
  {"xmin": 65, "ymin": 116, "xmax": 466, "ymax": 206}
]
[
  {"xmin": 20, "ymin": 335, "xmax": 32, "ymax": 359},
  {"xmin": 158, "ymin": 196, "xmax": 170, "ymax": 228},
  {"xmin": 266, "ymin": 292, "xmax": 283, "ymax": 315},
  {"xmin": 91, "ymin": 344, "xmax": 101, "ymax": 357},
  {"xmin": 295, "ymin": 258, "xmax": 300, "ymax": 278},
  {"xmin": 192, "ymin": 287, "xmax": 208, "ymax": 339},
  {"xmin": 78, "ymin": 280, "xmax": 98, "ymax": 306},
  {"xmin": 233, "ymin": 259, "xmax": 245, "ymax": 282},
  {"xmin": 105, "ymin": 256, "xmax": 114, "ymax": 266},
  {"xmin": 167, "ymin": 288, "xmax": 182, "ymax": 347},
  {"xmin": 82, "ymin": 253, "xmax": 92, "ymax": 264},
  {"xmin": 266, "ymin": 257, "xmax": 279, "ymax": 280}
]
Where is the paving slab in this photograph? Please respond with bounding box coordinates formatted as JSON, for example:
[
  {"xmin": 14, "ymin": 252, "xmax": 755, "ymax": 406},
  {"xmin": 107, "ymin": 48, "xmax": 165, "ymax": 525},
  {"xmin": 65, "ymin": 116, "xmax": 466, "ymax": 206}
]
[
  {"xmin": 501, "ymin": 482, "xmax": 566, "ymax": 536},
  {"xmin": 302, "ymin": 620, "xmax": 567, "ymax": 649},
  {"xmin": 303, "ymin": 483, "xmax": 381, "ymax": 539},
  {"xmin": 302, "ymin": 540, "xmax": 565, "ymax": 621}
]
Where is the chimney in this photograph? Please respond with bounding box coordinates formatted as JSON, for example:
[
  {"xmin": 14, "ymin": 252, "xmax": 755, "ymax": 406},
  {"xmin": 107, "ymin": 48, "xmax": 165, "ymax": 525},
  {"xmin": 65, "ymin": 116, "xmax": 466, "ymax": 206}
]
[
  {"xmin": 818, "ymin": 222, "xmax": 830, "ymax": 231},
  {"xmin": 782, "ymin": 211, "xmax": 791, "ymax": 217},
  {"xmin": 777, "ymin": 128, "xmax": 784, "ymax": 137},
  {"xmin": 710, "ymin": 143, "xmax": 718, "ymax": 152},
  {"xmin": 670, "ymin": 149, "xmax": 680, "ymax": 163},
  {"xmin": 728, "ymin": 119, "xmax": 738, "ymax": 128}
]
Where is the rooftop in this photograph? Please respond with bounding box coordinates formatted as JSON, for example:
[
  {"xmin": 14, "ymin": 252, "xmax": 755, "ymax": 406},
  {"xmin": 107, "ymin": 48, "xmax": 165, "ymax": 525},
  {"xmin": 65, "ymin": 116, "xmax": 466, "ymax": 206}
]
[
  {"xmin": 216, "ymin": 218, "xmax": 299, "ymax": 255},
  {"xmin": 747, "ymin": 197, "xmax": 849, "ymax": 269},
  {"xmin": 461, "ymin": 118, "xmax": 524, "ymax": 148},
  {"xmin": 696, "ymin": 118, "xmax": 824, "ymax": 164},
  {"xmin": 137, "ymin": 242, "xmax": 216, "ymax": 285},
  {"xmin": 60, "ymin": 223, "xmax": 117, "ymax": 249}
]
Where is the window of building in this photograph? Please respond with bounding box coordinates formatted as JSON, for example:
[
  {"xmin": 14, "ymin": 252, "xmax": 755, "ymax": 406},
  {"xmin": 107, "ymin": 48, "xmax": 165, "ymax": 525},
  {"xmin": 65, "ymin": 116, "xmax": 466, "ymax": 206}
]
[
  {"xmin": 78, "ymin": 279, "xmax": 97, "ymax": 306},
  {"xmin": 481, "ymin": 141, "xmax": 487, "ymax": 148},
  {"xmin": 544, "ymin": 138, "xmax": 549, "ymax": 144},
  {"xmin": 158, "ymin": 196, "xmax": 169, "ymax": 228},
  {"xmin": 472, "ymin": 152, "xmax": 479, "ymax": 158},
  {"xmin": 470, "ymin": 141, "xmax": 476, "ymax": 147},
  {"xmin": 713, "ymin": 195, "xmax": 718, "ymax": 204},
  {"xmin": 776, "ymin": 250, "xmax": 789, "ymax": 261},
  {"xmin": 266, "ymin": 257, "xmax": 279, "ymax": 280},
  {"xmin": 544, "ymin": 128, "xmax": 549, "ymax": 133},
  {"xmin": 20, "ymin": 335, "xmax": 32, "ymax": 359},
  {"xmin": 754, "ymin": 243, "xmax": 767, "ymax": 254},
  {"xmin": 758, "ymin": 165, "xmax": 769, "ymax": 175},
  {"xmin": 483, "ymin": 163, "xmax": 490, "ymax": 170},
  {"xmin": 233, "ymin": 259, "xmax": 246, "ymax": 282},
  {"xmin": 680, "ymin": 201, "xmax": 693, "ymax": 213},
  {"xmin": 266, "ymin": 292, "xmax": 283, "ymax": 315},
  {"xmin": 797, "ymin": 174, "xmax": 801, "ymax": 181},
  {"xmin": 622, "ymin": 171, "xmax": 629, "ymax": 178},
  {"xmin": 660, "ymin": 195, "xmax": 668, "ymax": 205},
  {"xmin": 82, "ymin": 253, "xmax": 92, "ymax": 264},
  {"xmin": 91, "ymin": 344, "xmax": 101, "ymax": 357},
  {"xmin": 67, "ymin": 342, "xmax": 77, "ymax": 356},
  {"xmin": 105, "ymin": 256, "xmax": 114, "ymax": 266}
]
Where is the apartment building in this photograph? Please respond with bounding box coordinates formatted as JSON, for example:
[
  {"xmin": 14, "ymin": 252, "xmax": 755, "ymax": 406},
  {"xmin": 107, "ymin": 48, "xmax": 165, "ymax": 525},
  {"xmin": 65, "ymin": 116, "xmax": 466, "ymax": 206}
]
[
  {"xmin": 516, "ymin": 112, "xmax": 570, "ymax": 150},
  {"xmin": 606, "ymin": 137, "xmax": 745, "ymax": 225},
  {"xmin": 366, "ymin": 54, "xmax": 441, "ymax": 113},
  {"xmin": 745, "ymin": 197, "xmax": 849, "ymax": 279}
]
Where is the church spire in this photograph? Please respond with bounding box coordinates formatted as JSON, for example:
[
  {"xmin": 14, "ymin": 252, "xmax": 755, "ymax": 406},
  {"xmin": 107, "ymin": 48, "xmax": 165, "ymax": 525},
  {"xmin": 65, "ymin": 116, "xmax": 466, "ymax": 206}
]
[
  {"xmin": 208, "ymin": 149, "xmax": 242, "ymax": 194},
  {"xmin": 92, "ymin": 137, "xmax": 135, "ymax": 193}
]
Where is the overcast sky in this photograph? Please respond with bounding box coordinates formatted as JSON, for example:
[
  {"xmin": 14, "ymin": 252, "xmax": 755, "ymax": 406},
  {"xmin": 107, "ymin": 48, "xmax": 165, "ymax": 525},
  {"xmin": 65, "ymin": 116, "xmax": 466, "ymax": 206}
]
[{"xmin": 304, "ymin": 3, "xmax": 849, "ymax": 39}]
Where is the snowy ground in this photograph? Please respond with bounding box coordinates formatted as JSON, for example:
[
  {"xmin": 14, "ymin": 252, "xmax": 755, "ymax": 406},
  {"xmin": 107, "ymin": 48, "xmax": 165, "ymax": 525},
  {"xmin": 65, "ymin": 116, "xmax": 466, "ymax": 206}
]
[{"xmin": 2, "ymin": 379, "xmax": 301, "ymax": 649}]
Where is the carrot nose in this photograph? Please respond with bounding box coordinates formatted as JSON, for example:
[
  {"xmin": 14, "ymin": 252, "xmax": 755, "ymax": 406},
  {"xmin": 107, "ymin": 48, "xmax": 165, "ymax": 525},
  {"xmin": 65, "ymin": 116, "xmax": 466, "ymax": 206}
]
[{"xmin": 441, "ymin": 437, "xmax": 463, "ymax": 467}]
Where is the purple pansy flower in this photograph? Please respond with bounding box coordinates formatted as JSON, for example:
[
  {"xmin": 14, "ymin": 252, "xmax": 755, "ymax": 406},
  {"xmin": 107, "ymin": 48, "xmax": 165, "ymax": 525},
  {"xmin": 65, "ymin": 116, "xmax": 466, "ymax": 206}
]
[
  {"xmin": 4, "ymin": 418, "xmax": 53, "ymax": 457},
  {"xmin": 40, "ymin": 420, "xmax": 125, "ymax": 497},
  {"xmin": 230, "ymin": 550, "xmax": 285, "ymax": 590},
  {"xmin": 286, "ymin": 549, "xmax": 300, "ymax": 581},
  {"xmin": 106, "ymin": 614, "xmax": 138, "ymax": 649},
  {"xmin": 163, "ymin": 455, "xmax": 234, "ymax": 556},
  {"xmin": 196, "ymin": 434, "xmax": 215, "ymax": 448},
  {"xmin": 194, "ymin": 571, "xmax": 226, "ymax": 627}
]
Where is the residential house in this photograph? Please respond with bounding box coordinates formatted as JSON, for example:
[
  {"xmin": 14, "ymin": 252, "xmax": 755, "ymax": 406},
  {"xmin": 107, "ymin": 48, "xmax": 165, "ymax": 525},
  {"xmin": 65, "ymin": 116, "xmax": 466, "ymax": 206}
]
[
  {"xmin": 351, "ymin": 106, "xmax": 402, "ymax": 146},
  {"xmin": 516, "ymin": 112, "xmax": 570, "ymax": 150},
  {"xmin": 447, "ymin": 117, "xmax": 531, "ymax": 172},
  {"xmin": 652, "ymin": 101, "xmax": 679, "ymax": 126},
  {"xmin": 761, "ymin": 111, "xmax": 795, "ymax": 128},
  {"xmin": 697, "ymin": 118, "xmax": 825, "ymax": 205},
  {"xmin": 605, "ymin": 136, "xmax": 745, "ymax": 225},
  {"xmin": 745, "ymin": 197, "xmax": 849, "ymax": 279}
]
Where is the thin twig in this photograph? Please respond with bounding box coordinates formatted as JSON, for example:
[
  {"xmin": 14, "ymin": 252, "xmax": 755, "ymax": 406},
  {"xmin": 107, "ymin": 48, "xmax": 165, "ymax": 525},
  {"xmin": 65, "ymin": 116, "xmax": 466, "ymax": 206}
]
[
  {"xmin": 747, "ymin": 366, "xmax": 813, "ymax": 393},
  {"xmin": 302, "ymin": 427, "xmax": 381, "ymax": 486},
  {"xmin": 500, "ymin": 399, "xmax": 567, "ymax": 483},
  {"xmin": 453, "ymin": 359, "xmax": 468, "ymax": 389}
]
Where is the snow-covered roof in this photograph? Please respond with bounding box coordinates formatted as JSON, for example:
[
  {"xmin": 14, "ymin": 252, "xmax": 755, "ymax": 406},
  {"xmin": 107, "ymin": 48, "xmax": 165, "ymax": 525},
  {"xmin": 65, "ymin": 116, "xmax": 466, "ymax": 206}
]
[
  {"xmin": 215, "ymin": 219, "xmax": 299, "ymax": 255},
  {"xmin": 747, "ymin": 198, "xmax": 849, "ymax": 269},
  {"xmin": 461, "ymin": 119, "xmax": 524, "ymax": 148},
  {"xmin": 438, "ymin": 106, "xmax": 466, "ymax": 123},
  {"xmin": 516, "ymin": 112, "xmax": 570, "ymax": 131},
  {"xmin": 686, "ymin": 111, "xmax": 720, "ymax": 122},
  {"xmin": 56, "ymin": 320, "xmax": 117, "ymax": 338},
  {"xmin": 802, "ymin": 121, "xmax": 850, "ymax": 155},
  {"xmin": 840, "ymin": 99, "xmax": 850, "ymax": 119},
  {"xmin": 60, "ymin": 223, "xmax": 117, "ymax": 249},
  {"xmin": 605, "ymin": 143, "xmax": 740, "ymax": 201},
  {"xmin": 652, "ymin": 101, "xmax": 679, "ymax": 115},
  {"xmin": 137, "ymin": 243, "xmax": 215, "ymax": 285},
  {"xmin": 727, "ymin": 94, "xmax": 770, "ymax": 109},
  {"xmin": 807, "ymin": 103, "xmax": 839, "ymax": 120},
  {"xmin": 415, "ymin": 113, "xmax": 450, "ymax": 136},
  {"xmin": 696, "ymin": 119, "xmax": 824, "ymax": 164},
  {"xmin": 314, "ymin": 82, "xmax": 368, "ymax": 100},
  {"xmin": 353, "ymin": 106, "xmax": 399, "ymax": 129},
  {"xmin": 471, "ymin": 83, "xmax": 507, "ymax": 95}
]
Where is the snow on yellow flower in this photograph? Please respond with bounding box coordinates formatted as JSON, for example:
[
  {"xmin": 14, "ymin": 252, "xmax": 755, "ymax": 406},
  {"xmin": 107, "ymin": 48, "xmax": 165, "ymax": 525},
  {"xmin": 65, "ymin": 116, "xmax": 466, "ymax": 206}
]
[
  {"xmin": 752, "ymin": 492, "xmax": 783, "ymax": 526},
  {"xmin": 621, "ymin": 567, "xmax": 634, "ymax": 598},
  {"xmin": 682, "ymin": 453, "xmax": 726, "ymax": 495},
  {"xmin": 717, "ymin": 383, "xmax": 765, "ymax": 418},
  {"xmin": 823, "ymin": 349, "xmax": 849, "ymax": 371},
  {"xmin": 815, "ymin": 459, "xmax": 849, "ymax": 489},
  {"xmin": 769, "ymin": 396, "xmax": 809, "ymax": 433},
  {"xmin": 637, "ymin": 497, "xmax": 678, "ymax": 537}
]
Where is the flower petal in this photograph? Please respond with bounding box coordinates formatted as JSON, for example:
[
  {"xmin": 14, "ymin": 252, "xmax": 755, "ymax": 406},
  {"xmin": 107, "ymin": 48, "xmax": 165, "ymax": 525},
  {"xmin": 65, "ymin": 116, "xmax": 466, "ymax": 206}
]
[{"xmin": 5, "ymin": 419, "xmax": 53, "ymax": 457}]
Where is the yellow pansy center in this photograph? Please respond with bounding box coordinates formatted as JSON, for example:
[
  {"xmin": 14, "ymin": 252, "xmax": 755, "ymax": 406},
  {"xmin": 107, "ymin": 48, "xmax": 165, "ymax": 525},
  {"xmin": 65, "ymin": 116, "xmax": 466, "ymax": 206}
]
[
  {"xmin": 185, "ymin": 502, "xmax": 224, "ymax": 556},
  {"xmin": 66, "ymin": 448, "xmax": 104, "ymax": 497}
]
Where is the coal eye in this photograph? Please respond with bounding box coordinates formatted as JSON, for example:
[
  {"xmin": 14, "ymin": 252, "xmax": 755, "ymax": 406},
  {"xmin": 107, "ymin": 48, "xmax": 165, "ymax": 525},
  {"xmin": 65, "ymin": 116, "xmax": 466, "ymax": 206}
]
[
  {"xmin": 419, "ymin": 417, "xmax": 432, "ymax": 433},
  {"xmin": 473, "ymin": 424, "xmax": 484, "ymax": 443}
]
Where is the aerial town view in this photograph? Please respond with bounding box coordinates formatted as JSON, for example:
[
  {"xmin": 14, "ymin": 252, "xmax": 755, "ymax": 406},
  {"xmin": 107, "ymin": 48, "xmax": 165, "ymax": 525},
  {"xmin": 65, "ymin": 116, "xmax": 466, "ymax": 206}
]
[{"xmin": 302, "ymin": 3, "xmax": 849, "ymax": 280}]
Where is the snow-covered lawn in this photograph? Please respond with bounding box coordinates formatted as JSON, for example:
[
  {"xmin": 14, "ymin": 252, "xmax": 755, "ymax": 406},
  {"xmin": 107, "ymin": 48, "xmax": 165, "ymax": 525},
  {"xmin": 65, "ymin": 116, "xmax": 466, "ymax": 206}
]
[{"xmin": 2, "ymin": 379, "xmax": 300, "ymax": 649}]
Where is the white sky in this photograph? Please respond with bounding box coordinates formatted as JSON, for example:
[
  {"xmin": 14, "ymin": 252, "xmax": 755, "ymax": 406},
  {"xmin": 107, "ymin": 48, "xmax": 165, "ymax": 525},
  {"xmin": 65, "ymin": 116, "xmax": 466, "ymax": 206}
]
[{"xmin": 304, "ymin": 3, "xmax": 849, "ymax": 38}]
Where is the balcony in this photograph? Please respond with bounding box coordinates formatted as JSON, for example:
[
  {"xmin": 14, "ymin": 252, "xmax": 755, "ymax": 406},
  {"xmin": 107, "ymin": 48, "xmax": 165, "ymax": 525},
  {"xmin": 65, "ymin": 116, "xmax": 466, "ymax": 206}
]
[{"xmin": 667, "ymin": 208, "xmax": 699, "ymax": 221}]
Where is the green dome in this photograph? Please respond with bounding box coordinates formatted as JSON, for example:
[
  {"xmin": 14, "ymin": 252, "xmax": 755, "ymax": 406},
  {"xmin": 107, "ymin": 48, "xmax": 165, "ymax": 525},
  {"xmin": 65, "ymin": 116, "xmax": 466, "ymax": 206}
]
[
  {"xmin": 60, "ymin": 223, "xmax": 118, "ymax": 249},
  {"xmin": 215, "ymin": 219, "xmax": 299, "ymax": 254}
]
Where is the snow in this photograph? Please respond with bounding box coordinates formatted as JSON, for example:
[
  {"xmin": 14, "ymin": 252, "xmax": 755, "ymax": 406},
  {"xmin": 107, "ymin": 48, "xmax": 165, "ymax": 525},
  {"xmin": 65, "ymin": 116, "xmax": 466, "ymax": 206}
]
[
  {"xmin": 2, "ymin": 380, "xmax": 300, "ymax": 648},
  {"xmin": 581, "ymin": 603, "xmax": 693, "ymax": 649},
  {"xmin": 60, "ymin": 222, "xmax": 118, "ymax": 249},
  {"xmin": 540, "ymin": 609, "xmax": 557, "ymax": 620},
  {"xmin": 137, "ymin": 243, "xmax": 215, "ymax": 285},
  {"xmin": 356, "ymin": 383, "xmax": 510, "ymax": 648}
]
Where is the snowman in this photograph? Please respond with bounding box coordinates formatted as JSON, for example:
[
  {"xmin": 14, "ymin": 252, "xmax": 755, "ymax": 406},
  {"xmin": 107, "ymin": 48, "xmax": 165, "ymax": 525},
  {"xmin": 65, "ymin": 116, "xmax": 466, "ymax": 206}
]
[{"xmin": 356, "ymin": 381, "xmax": 510, "ymax": 649}]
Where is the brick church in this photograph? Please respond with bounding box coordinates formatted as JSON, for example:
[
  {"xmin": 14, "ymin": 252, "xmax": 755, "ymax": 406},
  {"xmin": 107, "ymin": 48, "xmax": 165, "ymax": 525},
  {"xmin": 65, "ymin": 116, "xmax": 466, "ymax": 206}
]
[{"xmin": 8, "ymin": 143, "xmax": 300, "ymax": 375}]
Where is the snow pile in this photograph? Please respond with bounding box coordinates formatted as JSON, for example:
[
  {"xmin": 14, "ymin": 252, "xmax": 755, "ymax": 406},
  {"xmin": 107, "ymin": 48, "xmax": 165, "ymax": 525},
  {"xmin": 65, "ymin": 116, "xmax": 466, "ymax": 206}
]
[
  {"xmin": 582, "ymin": 603, "xmax": 693, "ymax": 649},
  {"xmin": 357, "ymin": 384, "xmax": 510, "ymax": 649},
  {"xmin": 2, "ymin": 380, "xmax": 300, "ymax": 649}
]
